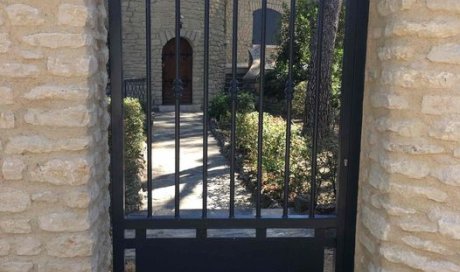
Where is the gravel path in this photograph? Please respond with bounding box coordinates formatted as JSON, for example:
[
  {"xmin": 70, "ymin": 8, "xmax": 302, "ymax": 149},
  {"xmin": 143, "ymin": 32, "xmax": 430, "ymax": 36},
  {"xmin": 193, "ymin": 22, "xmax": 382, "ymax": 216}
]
[{"xmin": 139, "ymin": 111, "xmax": 253, "ymax": 215}]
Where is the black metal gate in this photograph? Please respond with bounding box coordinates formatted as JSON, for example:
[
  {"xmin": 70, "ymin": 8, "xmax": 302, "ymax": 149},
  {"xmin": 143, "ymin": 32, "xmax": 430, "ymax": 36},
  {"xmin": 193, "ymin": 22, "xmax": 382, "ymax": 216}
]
[{"xmin": 109, "ymin": 0, "xmax": 369, "ymax": 271}]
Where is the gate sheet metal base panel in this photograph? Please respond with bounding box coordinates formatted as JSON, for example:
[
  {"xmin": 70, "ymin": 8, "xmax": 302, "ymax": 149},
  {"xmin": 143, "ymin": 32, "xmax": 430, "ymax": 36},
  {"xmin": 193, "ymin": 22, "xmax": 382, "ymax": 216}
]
[{"xmin": 135, "ymin": 238, "xmax": 329, "ymax": 272}]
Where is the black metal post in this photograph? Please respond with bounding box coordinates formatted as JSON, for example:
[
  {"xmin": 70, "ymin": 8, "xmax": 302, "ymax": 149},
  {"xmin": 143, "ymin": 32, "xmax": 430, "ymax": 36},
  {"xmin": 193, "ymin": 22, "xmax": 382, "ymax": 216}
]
[
  {"xmin": 174, "ymin": 0, "xmax": 183, "ymax": 218},
  {"xmin": 146, "ymin": 0, "xmax": 153, "ymax": 218},
  {"xmin": 256, "ymin": 0, "xmax": 268, "ymax": 219},
  {"xmin": 108, "ymin": 0, "xmax": 124, "ymax": 270},
  {"xmin": 309, "ymin": 0, "xmax": 325, "ymax": 219},
  {"xmin": 335, "ymin": 0, "xmax": 369, "ymax": 270},
  {"xmin": 229, "ymin": 0, "xmax": 239, "ymax": 218},
  {"xmin": 203, "ymin": 0, "xmax": 210, "ymax": 219},
  {"xmin": 283, "ymin": 0, "xmax": 296, "ymax": 219}
]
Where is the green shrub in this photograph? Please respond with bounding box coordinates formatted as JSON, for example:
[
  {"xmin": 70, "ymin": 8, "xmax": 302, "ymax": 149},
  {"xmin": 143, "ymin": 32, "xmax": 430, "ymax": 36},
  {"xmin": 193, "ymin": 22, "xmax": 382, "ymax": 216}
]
[
  {"xmin": 109, "ymin": 98, "xmax": 145, "ymax": 213},
  {"xmin": 209, "ymin": 92, "xmax": 229, "ymax": 121},
  {"xmin": 209, "ymin": 90, "xmax": 256, "ymax": 122},
  {"xmin": 292, "ymin": 81, "xmax": 306, "ymax": 119},
  {"xmin": 236, "ymin": 112, "xmax": 310, "ymax": 201}
]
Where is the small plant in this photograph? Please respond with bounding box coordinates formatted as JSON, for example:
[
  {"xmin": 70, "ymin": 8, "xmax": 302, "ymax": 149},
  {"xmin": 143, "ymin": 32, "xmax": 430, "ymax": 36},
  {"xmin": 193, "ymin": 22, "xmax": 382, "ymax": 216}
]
[
  {"xmin": 109, "ymin": 98, "xmax": 145, "ymax": 213},
  {"xmin": 209, "ymin": 90, "xmax": 256, "ymax": 122}
]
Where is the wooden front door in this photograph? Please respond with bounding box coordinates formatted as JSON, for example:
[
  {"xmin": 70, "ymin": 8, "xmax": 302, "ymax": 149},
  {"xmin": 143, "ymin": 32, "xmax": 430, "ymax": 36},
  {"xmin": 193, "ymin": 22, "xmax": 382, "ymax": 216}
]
[{"xmin": 162, "ymin": 38, "xmax": 193, "ymax": 105}]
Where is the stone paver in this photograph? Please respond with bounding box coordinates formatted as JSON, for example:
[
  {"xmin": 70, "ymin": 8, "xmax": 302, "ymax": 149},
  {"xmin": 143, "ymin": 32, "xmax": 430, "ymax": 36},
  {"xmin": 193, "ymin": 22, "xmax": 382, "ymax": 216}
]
[{"xmin": 140, "ymin": 111, "xmax": 253, "ymax": 215}]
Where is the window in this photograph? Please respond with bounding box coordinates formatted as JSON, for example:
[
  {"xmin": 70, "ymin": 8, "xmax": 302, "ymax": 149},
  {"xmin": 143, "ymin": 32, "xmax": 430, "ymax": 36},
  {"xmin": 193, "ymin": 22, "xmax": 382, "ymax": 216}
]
[{"xmin": 252, "ymin": 8, "xmax": 282, "ymax": 45}]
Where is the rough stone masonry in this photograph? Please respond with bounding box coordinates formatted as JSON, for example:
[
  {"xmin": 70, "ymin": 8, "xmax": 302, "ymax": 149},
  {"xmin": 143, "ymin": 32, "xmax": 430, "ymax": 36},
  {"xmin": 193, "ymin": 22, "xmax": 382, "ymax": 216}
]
[
  {"xmin": 0, "ymin": 1, "xmax": 110, "ymax": 271},
  {"xmin": 355, "ymin": 0, "xmax": 460, "ymax": 271}
]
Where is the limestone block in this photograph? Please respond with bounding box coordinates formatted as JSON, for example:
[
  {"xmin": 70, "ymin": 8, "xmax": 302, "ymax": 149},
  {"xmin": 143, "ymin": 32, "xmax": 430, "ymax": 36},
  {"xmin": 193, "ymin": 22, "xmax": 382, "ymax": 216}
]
[
  {"xmin": 17, "ymin": 50, "xmax": 44, "ymax": 60},
  {"xmin": 46, "ymin": 234, "xmax": 92, "ymax": 257},
  {"xmin": 39, "ymin": 260, "xmax": 91, "ymax": 272},
  {"xmin": 0, "ymin": 63, "xmax": 39, "ymax": 78},
  {"xmin": 398, "ymin": 216, "xmax": 438, "ymax": 233},
  {"xmin": 58, "ymin": 4, "xmax": 92, "ymax": 27},
  {"xmin": 38, "ymin": 212, "xmax": 90, "ymax": 232},
  {"xmin": 0, "ymin": 33, "xmax": 11, "ymax": 53},
  {"xmin": 383, "ymin": 139, "xmax": 444, "ymax": 155},
  {"xmin": 368, "ymin": 164, "xmax": 390, "ymax": 192},
  {"xmin": 5, "ymin": 4, "xmax": 44, "ymax": 26},
  {"xmin": 24, "ymin": 85, "xmax": 90, "ymax": 101},
  {"xmin": 429, "ymin": 119, "xmax": 460, "ymax": 142},
  {"xmin": 376, "ymin": 118, "xmax": 424, "ymax": 137},
  {"xmin": 0, "ymin": 239, "xmax": 10, "ymax": 256},
  {"xmin": 14, "ymin": 237, "xmax": 42, "ymax": 256},
  {"xmin": 429, "ymin": 209, "xmax": 460, "ymax": 240},
  {"xmin": 0, "ymin": 188, "xmax": 30, "ymax": 213},
  {"xmin": 24, "ymin": 106, "xmax": 93, "ymax": 127},
  {"xmin": 401, "ymin": 236, "xmax": 454, "ymax": 255},
  {"xmin": 0, "ymin": 87, "xmax": 13, "ymax": 105},
  {"xmin": 358, "ymin": 232, "xmax": 376, "ymax": 254},
  {"xmin": 371, "ymin": 195, "xmax": 416, "ymax": 216},
  {"xmin": 377, "ymin": 0, "xmax": 416, "ymax": 16},
  {"xmin": 0, "ymin": 219, "xmax": 32, "ymax": 234},
  {"xmin": 428, "ymin": 43, "xmax": 460, "ymax": 64},
  {"xmin": 382, "ymin": 67, "xmax": 455, "ymax": 89},
  {"xmin": 47, "ymin": 55, "xmax": 98, "ymax": 77},
  {"xmin": 31, "ymin": 158, "xmax": 91, "ymax": 186},
  {"xmin": 422, "ymin": 96, "xmax": 460, "ymax": 115},
  {"xmin": 2, "ymin": 157, "xmax": 26, "ymax": 180},
  {"xmin": 454, "ymin": 147, "xmax": 460, "ymax": 158},
  {"xmin": 370, "ymin": 93, "xmax": 409, "ymax": 110},
  {"xmin": 5, "ymin": 135, "xmax": 90, "ymax": 154},
  {"xmin": 361, "ymin": 206, "xmax": 391, "ymax": 241},
  {"xmin": 390, "ymin": 183, "xmax": 448, "ymax": 203},
  {"xmin": 379, "ymin": 155, "xmax": 430, "ymax": 179},
  {"xmin": 22, "ymin": 33, "xmax": 92, "ymax": 49},
  {"xmin": 380, "ymin": 245, "xmax": 460, "ymax": 272},
  {"xmin": 0, "ymin": 261, "xmax": 34, "ymax": 272},
  {"xmin": 431, "ymin": 165, "xmax": 460, "ymax": 186},
  {"xmin": 378, "ymin": 45, "xmax": 415, "ymax": 61},
  {"xmin": 31, "ymin": 191, "xmax": 59, "ymax": 203},
  {"xmin": 426, "ymin": 0, "xmax": 460, "ymax": 13},
  {"xmin": 0, "ymin": 111, "xmax": 15, "ymax": 129},
  {"xmin": 63, "ymin": 189, "xmax": 90, "ymax": 208},
  {"xmin": 385, "ymin": 18, "xmax": 460, "ymax": 38}
]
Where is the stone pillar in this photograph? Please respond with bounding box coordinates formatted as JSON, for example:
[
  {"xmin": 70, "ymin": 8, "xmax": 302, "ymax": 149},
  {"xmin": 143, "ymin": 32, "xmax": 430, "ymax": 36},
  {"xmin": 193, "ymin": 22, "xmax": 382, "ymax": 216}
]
[
  {"xmin": 0, "ymin": 1, "xmax": 110, "ymax": 271},
  {"xmin": 355, "ymin": 0, "xmax": 460, "ymax": 271}
]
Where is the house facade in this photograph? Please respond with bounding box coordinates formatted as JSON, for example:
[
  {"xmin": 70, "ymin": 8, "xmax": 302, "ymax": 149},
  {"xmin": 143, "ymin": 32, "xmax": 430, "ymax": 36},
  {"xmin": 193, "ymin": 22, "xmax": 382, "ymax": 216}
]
[{"xmin": 120, "ymin": 0, "xmax": 288, "ymax": 109}]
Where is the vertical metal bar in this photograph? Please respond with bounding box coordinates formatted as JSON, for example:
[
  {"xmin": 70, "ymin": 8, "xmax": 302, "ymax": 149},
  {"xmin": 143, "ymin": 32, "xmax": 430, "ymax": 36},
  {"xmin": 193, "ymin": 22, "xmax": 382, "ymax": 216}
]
[
  {"xmin": 335, "ymin": 0, "xmax": 369, "ymax": 271},
  {"xmin": 202, "ymin": 0, "xmax": 210, "ymax": 219},
  {"xmin": 174, "ymin": 0, "xmax": 182, "ymax": 218},
  {"xmin": 256, "ymin": 0, "xmax": 267, "ymax": 219},
  {"xmin": 283, "ymin": 0, "xmax": 296, "ymax": 219},
  {"xmin": 310, "ymin": 0, "xmax": 325, "ymax": 219},
  {"xmin": 108, "ymin": 0, "xmax": 124, "ymax": 270},
  {"xmin": 229, "ymin": 0, "xmax": 239, "ymax": 218},
  {"xmin": 145, "ymin": 0, "xmax": 153, "ymax": 218}
]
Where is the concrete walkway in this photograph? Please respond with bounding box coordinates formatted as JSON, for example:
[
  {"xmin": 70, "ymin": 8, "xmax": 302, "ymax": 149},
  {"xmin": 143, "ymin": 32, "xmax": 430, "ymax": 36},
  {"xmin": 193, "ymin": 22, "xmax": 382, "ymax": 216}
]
[{"xmin": 140, "ymin": 111, "xmax": 253, "ymax": 216}]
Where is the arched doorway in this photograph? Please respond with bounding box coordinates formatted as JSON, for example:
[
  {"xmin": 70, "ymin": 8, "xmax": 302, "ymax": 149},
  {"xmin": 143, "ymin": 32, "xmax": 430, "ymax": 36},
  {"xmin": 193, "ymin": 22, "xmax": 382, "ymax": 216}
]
[{"xmin": 162, "ymin": 38, "xmax": 193, "ymax": 105}]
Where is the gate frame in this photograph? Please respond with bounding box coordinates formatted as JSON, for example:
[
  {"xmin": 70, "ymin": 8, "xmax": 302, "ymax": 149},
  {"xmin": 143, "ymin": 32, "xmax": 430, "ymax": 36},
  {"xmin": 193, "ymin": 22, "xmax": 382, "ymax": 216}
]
[
  {"xmin": 108, "ymin": 0, "xmax": 370, "ymax": 271},
  {"xmin": 335, "ymin": 0, "xmax": 370, "ymax": 271}
]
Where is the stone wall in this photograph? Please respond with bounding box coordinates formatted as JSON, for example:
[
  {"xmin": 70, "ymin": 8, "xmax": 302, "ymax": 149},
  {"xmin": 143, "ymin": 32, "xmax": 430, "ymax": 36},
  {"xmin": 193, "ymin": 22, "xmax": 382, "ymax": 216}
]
[
  {"xmin": 225, "ymin": 0, "xmax": 289, "ymax": 67},
  {"xmin": 0, "ymin": 1, "xmax": 111, "ymax": 271},
  {"xmin": 122, "ymin": 0, "xmax": 226, "ymax": 107},
  {"xmin": 355, "ymin": 0, "xmax": 460, "ymax": 271}
]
